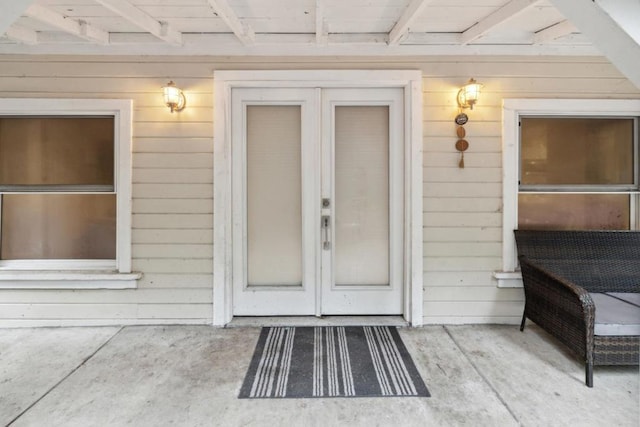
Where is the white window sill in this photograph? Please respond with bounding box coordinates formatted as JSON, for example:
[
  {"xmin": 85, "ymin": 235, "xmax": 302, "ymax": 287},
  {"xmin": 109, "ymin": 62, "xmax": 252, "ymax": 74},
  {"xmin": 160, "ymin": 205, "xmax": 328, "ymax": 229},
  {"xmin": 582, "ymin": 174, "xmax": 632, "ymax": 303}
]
[
  {"xmin": 0, "ymin": 270, "xmax": 142, "ymax": 289},
  {"xmin": 493, "ymin": 271, "xmax": 523, "ymax": 288}
]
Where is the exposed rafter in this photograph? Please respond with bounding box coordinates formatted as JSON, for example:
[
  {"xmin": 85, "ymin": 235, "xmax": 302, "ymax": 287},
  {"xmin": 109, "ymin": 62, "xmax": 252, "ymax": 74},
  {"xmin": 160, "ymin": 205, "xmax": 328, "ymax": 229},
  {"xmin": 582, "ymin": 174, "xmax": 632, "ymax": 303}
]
[
  {"xmin": 25, "ymin": 4, "xmax": 109, "ymax": 44},
  {"xmin": 0, "ymin": 0, "xmax": 631, "ymax": 61},
  {"xmin": 316, "ymin": 0, "xmax": 327, "ymax": 45},
  {"xmin": 388, "ymin": 0, "xmax": 433, "ymax": 45},
  {"xmin": 0, "ymin": 0, "xmax": 35, "ymax": 35},
  {"xmin": 207, "ymin": 0, "xmax": 255, "ymax": 45},
  {"xmin": 5, "ymin": 24, "xmax": 37, "ymax": 45},
  {"xmin": 534, "ymin": 20, "xmax": 575, "ymax": 44},
  {"xmin": 95, "ymin": 0, "xmax": 181, "ymax": 46},
  {"xmin": 596, "ymin": 0, "xmax": 640, "ymax": 45},
  {"xmin": 461, "ymin": 0, "xmax": 540, "ymax": 44},
  {"xmin": 550, "ymin": 0, "xmax": 640, "ymax": 89}
]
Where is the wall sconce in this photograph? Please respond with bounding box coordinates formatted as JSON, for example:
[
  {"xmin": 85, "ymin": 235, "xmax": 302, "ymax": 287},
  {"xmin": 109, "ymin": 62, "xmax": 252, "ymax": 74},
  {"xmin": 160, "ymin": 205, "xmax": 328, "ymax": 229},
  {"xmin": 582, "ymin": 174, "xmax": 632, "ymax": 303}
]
[
  {"xmin": 457, "ymin": 78, "xmax": 482, "ymax": 110},
  {"xmin": 162, "ymin": 81, "xmax": 186, "ymax": 113}
]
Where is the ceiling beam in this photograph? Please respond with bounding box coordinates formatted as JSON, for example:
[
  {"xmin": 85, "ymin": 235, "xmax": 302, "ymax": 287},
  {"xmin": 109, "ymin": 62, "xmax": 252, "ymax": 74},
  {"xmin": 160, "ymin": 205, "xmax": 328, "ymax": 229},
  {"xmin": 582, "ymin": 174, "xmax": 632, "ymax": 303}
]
[
  {"xmin": 95, "ymin": 0, "xmax": 181, "ymax": 45},
  {"xmin": 25, "ymin": 4, "xmax": 109, "ymax": 44},
  {"xmin": 461, "ymin": 0, "xmax": 540, "ymax": 44},
  {"xmin": 207, "ymin": 0, "xmax": 255, "ymax": 45},
  {"xmin": 549, "ymin": 0, "xmax": 640, "ymax": 89},
  {"xmin": 0, "ymin": 32, "xmax": 602, "ymax": 56},
  {"xmin": 388, "ymin": 0, "xmax": 433, "ymax": 45},
  {"xmin": 596, "ymin": 0, "xmax": 640, "ymax": 45},
  {"xmin": 316, "ymin": 0, "xmax": 327, "ymax": 45},
  {"xmin": 0, "ymin": 0, "xmax": 36, "ymax": 35},
  {"xmin": 534, "ymin": 20, "xmax": 575, "ymax": 44},
  {"xmin": 5, "ymin": 24, "xmax": 37, "ymax": 45}
]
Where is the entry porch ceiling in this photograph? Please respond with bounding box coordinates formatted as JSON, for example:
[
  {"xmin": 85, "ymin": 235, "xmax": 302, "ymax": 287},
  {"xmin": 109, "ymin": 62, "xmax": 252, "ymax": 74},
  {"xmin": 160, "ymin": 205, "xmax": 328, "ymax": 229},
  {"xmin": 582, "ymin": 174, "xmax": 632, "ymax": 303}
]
[
  {"xmin": 0, "ymin": 1, "xmax": 639, "ymax": 82},
  {"xmin": 0, "ymin": 0, "xmax": 627, "ymax": 55}
]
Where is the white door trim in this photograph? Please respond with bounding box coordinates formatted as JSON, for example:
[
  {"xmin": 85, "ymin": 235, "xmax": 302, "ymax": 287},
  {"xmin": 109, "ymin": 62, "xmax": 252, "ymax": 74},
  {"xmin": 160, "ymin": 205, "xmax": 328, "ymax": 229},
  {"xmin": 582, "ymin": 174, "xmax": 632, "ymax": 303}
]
[{"xmin": 213, "ymin": 70, "xmax": 423, "ymax": 326}]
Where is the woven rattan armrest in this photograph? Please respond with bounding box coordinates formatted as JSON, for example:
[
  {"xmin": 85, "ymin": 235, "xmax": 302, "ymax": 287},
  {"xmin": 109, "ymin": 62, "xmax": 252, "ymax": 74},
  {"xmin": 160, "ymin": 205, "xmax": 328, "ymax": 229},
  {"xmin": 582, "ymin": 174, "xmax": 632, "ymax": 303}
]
[{"xmin": 518, "ymin": 256, "xmax": 597, "ymax": 385}]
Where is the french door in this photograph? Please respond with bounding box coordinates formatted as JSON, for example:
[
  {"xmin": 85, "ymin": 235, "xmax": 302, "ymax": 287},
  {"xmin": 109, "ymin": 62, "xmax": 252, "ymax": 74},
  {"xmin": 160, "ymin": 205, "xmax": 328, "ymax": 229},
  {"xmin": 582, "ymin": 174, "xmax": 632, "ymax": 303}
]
[{"xmin": 231, "ymin": 87, "xmax": 404, "ymax": 316}]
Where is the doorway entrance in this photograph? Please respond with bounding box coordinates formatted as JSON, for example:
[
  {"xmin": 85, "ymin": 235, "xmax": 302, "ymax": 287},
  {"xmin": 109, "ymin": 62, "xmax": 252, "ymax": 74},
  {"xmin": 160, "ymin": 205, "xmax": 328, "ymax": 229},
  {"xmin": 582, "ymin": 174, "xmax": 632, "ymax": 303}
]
[
  {"xmin": 231, "ymin": 87, "xmax": 404, "ymax": 316},
  {"xmin": 213, "ymin": 70, "xmax": 423, "ymax": 325}
]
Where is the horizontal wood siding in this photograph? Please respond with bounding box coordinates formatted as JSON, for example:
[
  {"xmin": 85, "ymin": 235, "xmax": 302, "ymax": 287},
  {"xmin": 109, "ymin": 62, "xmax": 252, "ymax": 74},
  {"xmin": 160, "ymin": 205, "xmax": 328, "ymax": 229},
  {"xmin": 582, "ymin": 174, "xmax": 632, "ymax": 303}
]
[
  {"xmin": 0, "ymin": 55, "xmax": 215, "ymax": 326},
  {"xmin": 419, "ymin": 57, "xmax": 639, "ymax": 324},
  {"xmin": 0, "ymin": 55, "xmax": 638, "ymax": 326}
]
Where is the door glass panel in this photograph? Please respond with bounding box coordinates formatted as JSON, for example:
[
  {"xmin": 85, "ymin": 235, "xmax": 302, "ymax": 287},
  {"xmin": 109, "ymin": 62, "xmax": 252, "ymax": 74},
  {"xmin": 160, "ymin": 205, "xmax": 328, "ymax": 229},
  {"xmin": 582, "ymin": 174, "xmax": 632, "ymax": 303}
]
[
  {"xmin": 334, "ymin": 106, "xmax": 389, "ymax": 286},
  {"xmin": 246, "ymin": 106, "xmax": 302, "ymax": 286},
  {"xmin": 1, "ymin": 194, "xmax": 116, "ymax": 259}
]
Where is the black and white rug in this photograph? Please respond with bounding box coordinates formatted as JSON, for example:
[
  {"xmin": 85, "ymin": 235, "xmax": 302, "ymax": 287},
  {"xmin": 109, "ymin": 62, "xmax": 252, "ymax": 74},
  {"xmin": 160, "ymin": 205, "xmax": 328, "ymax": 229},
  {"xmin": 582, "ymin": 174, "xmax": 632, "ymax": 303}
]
[{"xmin": 239, "ymin": 326, "xmax": 430, "ymax": 398}]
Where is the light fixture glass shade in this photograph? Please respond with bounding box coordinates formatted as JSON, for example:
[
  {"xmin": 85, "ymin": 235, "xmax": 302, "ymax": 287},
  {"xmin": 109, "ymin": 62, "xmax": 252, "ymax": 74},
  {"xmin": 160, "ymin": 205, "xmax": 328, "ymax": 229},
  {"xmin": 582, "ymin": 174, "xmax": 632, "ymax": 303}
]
[
  {"xmin": 457, "ymin": 78, "xmax": 482, "ymax": 110},
  {"xmin": 162, "ymin": 81, "xmax": 185, "ymax": 113}
]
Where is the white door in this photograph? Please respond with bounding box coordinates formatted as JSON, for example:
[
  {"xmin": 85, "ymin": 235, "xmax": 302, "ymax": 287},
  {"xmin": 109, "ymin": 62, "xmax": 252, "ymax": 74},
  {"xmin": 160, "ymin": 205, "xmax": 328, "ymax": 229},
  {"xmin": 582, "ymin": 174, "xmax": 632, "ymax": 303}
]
[{"xmin": 232, "ymin": 87, "xmax": 404, "ymax": 316}]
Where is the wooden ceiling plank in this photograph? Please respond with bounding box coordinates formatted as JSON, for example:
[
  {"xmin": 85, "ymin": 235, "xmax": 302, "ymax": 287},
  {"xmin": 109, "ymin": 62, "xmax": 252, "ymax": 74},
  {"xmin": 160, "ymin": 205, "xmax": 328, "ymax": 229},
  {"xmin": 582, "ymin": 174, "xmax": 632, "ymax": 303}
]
[
  {"xmin": 316, "ymin": 0, "xmax": 327, "ymax": 45},
  {"xmin": 0, "ymin": 0, "xmax": 35, "ymax": 35},
  {"xmin": 206, "ymin": 0, "xmax": 255, "ymax": 45},
  {"xmin": 5, "ymin": 24, "xmax": 38, "ymax": 45},
  {"xmin": 25, "ymin": 4, "xmax": 109, "ymax": 44},
  {"xmin": 95, "ymin": 0, "xmax": 182, "ymax": 46},
  {"xmin": 550, "ymin": 0, "xmax": 640, "ymax": 89},
  {"xmin": 388, "ymin": 0, "xmax": 433, "ymax": 45},
  {"xmin": 533, "ymin": 20, "xmax": 575, "ymax": 44},
  {"xmin": 461, "ymin": 0, "xmax": 540, "ymax": 45}
]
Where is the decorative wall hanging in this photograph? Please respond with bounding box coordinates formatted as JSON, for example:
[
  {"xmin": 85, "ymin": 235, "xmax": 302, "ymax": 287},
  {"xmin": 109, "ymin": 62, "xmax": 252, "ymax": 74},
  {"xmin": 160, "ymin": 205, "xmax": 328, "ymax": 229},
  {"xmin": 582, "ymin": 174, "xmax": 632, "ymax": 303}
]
[{"xmin": 454, "ymin": 78, "xmax": 482, "ymax": 168}]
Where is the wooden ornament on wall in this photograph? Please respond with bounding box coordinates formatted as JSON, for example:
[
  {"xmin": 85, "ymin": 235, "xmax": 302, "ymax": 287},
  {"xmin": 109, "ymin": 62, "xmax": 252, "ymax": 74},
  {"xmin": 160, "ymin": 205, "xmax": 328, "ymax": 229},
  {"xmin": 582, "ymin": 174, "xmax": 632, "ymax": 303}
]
[{"xmin": 455, "ymin": 124, "xmax": 469, "ymax": 168}]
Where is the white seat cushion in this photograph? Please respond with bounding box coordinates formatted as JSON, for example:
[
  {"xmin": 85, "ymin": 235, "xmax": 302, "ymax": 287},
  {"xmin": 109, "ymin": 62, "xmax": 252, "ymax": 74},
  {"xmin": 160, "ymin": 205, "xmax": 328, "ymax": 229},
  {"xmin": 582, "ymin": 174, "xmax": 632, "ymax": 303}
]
[
  {"xmin": 606, "ymin": 292, "xmax": 640, "ymax": 308},
  {"xmin": 590, "ymin": 293, "xmax": 640, "ymax": 336}
]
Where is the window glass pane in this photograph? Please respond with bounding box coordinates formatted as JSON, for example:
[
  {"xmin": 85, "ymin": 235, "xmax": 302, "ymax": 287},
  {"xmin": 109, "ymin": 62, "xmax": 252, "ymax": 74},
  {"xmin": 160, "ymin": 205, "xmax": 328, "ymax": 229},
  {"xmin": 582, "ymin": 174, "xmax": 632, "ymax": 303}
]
[
  {"xmin": 335, "ymin": 106, "xmax": 389, "ymax": 286},
  {"xmin": 0, "ymin": 117, "xmax": 114, "ymax": 186},
  {"xmin": 246, "ymin": 106, "xmax": 302, "ymax": 286},
  {"xmin": 520, "ymin": 118, "xmax": 634, "ymax": 186},
  {"xmin": 518, "ymin": 193, "xmax": 630, "ymax": 230},
  {"xmin": 1, "ymin": 194, "xmax": 116, "ymax": 259}
]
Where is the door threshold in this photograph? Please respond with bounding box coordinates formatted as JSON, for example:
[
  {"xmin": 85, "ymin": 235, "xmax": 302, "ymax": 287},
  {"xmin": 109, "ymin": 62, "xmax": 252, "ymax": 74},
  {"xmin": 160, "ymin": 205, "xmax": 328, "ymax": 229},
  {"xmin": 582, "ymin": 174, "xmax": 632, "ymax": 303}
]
[{"xmin": 226, "ymin": 315, "xmax": 409, "ymax": 328}]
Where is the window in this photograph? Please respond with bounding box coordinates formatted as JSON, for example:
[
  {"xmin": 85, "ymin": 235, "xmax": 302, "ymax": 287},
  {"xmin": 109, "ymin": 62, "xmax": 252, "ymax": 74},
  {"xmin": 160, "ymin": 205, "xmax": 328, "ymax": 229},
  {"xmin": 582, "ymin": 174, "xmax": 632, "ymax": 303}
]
[
  {"xmin": 498, "ymin": 99, "xmax": 640, "ymax": 286},
  {"xmin": 519, "ymin": 117, "xmax": 637, "ymax": 230},
  {"xmin": 0, "ymin": 99, "xmax": 136, "ymax": 288},
  {"xmin": 1, "ymin": 117, "xmax": 116, "ymax": 261}
]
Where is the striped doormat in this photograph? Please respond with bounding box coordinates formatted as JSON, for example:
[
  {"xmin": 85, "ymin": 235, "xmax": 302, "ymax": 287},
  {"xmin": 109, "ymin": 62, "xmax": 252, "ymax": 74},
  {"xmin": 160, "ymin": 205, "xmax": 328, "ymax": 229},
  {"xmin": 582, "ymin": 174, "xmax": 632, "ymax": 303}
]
[{"xmin": 239, "ymin": 326, "xmax": 429, "ymax": 398}]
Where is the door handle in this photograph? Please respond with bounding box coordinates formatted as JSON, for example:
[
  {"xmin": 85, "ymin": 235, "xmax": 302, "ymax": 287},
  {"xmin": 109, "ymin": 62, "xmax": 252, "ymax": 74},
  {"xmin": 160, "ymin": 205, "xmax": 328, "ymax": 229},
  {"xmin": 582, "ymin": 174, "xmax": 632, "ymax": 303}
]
[{"xmin": 321, "ymin": 215, "xmax": 331, "ymax": 250}]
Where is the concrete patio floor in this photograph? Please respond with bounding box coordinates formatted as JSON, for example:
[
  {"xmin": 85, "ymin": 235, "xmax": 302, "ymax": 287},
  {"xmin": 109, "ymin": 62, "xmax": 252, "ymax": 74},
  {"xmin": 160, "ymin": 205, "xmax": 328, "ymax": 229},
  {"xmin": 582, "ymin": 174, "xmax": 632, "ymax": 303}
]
[{"xmin": 1, "ymin": 324, "xmax": 637, "ymax": 427}]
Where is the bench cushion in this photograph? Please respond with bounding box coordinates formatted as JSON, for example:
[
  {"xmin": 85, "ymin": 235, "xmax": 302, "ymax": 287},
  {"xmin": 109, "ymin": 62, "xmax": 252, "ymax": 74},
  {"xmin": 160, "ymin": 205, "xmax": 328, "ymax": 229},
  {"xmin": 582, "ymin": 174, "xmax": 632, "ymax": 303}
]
[
  {"xmin": 606, "ymin": 292, "xmax": 640, "ymax": 308},
  {"xmin": 591, "ymin": 293, "xmax": 640, "ymax": 336}
]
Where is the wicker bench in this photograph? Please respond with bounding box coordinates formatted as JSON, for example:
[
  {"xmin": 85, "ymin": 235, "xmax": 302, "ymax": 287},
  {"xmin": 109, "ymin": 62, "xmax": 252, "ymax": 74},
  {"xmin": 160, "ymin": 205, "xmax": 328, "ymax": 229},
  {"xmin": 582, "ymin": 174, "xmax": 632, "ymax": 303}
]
[{"xmin": 514, "ymin": 230, "xmax": 640, "ymax": 387}]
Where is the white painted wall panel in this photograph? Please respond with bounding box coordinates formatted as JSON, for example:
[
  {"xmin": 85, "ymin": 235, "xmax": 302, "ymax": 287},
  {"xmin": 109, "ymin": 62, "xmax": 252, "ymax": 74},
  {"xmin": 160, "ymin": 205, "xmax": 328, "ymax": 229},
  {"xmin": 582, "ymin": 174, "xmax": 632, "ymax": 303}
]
[
  {"xmin": 133, "ymin": 153, "xmax": 213, "ymax": 168},
  {"xmin": 0, "ymin": 54, "xmax": 637, "ymax": 326},
  {"xmin": 133, "ymin": 169, "xmax": 213, "ymax": 184},
  {"xmin": 133, "ymin": 244, "xmax": 213, "ymax": 259},
  {"xmin": 419, "ymin": 57, "xmax": 639, "ymax": 324},
  {"xmin": 133, "ymin": 138, "xmax": 213, "ymax": 152},
  {"xmin": 133, "ymin": 199, "xmax": 213, "ymax": 214}
]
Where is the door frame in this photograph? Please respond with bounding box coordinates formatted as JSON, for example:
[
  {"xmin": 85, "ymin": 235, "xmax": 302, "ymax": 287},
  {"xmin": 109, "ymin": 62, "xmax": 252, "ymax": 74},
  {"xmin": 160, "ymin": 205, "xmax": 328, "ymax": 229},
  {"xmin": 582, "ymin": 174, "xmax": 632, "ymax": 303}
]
[{"xmin": 213, "ymin": 70, "xmax": 423, "ymax": 326}]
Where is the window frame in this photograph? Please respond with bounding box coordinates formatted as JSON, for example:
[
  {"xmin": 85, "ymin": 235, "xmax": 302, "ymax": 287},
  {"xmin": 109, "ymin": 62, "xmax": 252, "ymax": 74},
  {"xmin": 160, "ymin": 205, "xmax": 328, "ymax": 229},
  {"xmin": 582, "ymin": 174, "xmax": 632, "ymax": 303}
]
[
  {"xmin": 497, "ymin": 99, "xmax": 640, "ymax": 287},
  {"xmin": 0, "ymin": 99, "xmax": 137, "ymax": 287}
]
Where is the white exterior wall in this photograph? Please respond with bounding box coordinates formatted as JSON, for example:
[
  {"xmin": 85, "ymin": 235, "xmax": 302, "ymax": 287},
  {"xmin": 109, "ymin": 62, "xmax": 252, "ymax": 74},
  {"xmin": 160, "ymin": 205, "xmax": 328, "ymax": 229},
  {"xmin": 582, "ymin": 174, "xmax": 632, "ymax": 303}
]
[{"xmin": 0, "ymin": 55, "xmax": 637, "ymax": 326}]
